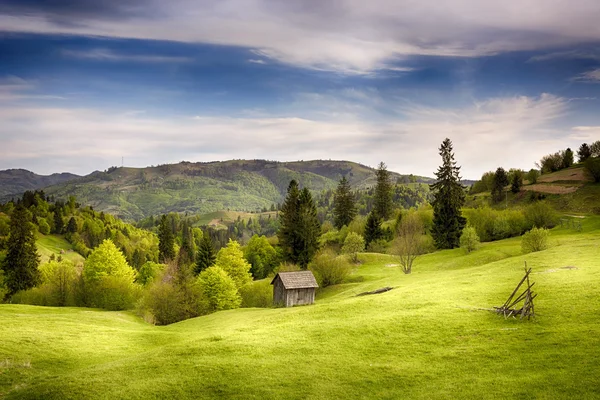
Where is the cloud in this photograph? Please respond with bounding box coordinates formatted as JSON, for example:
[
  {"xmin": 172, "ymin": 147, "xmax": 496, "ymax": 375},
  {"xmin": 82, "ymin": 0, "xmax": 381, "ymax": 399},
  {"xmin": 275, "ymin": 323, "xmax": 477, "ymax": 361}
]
[
  {"xmin": 571, "ymin": 68, "xmax": 600, "ymax": 83},
  {"xmin": 0, "ymin": 89, "xmax": 571, "ymax": 178},
  {"xmin": 62, "ymin": 49, "xmax": 193, "ymax": 63},
  {"xmin": 569, "ymin": 126, "xmax": 600, "ymax": 141},
  {"xmin": 2, "ymin": 1, "xmax": 600, "ymax": 73},
  {"xmin": 0, "ymin": 76, "xmax": 65, "ymax": 101},
  {"xmin": 528, "ymin": 49, "xmax": 600, "ymax": 62},
  {"xmin": 247, "ymin": 59, "xmax": 267, "ymax": 64}
]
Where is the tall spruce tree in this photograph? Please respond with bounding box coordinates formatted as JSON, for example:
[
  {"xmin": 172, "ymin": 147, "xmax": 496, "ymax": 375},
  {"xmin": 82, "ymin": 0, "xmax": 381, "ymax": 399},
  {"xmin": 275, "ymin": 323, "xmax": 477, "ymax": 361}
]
[
  {"xmin": 578, "ymin": 143, "xmax": 591, "ymax": 162},
  {"xmin": 430, "ymin": 138, "xmax": 466, "ymax": 249},
  {"xmin": 195, "ymin": 232, "xmax": 216, "ymax": 275},
  {"xmin": 491, "ymin": 167, "xmax": 509, "ymax": 203},
  {"xmin": 1, "ymin": 204, "xmax": 40, "ymax": 298},
  {"xmin": 364, "ymin": 211, "xmax": 383, "ymax": 248},
  {"xmin": 178, "ymin": 220, "xmax": 195, "ymax": 266},
  {"xmin": 158, "ymin": 214, "xmax": 176, "ymax": 262},
  {"xmin": 53, "ymin": 207, "xmax": 64, "ymax": 234},
  {"xmin": 373, "ymin": 162, "xmax": 393, "ymax": 220},
  {"xmin": 278, "ymin": 180, "xmax": 301, "ymax": 263},
  {"xmin": 333, "ymin": 176, "xmax": 357, "ymax": 229},
  {"xmin": 296, "ymin": 188, "xmax": 321, "ymax": 269}
]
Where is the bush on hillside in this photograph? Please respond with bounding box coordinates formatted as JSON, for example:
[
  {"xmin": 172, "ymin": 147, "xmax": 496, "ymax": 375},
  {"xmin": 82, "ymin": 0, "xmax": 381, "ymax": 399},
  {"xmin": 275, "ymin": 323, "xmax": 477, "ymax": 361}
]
[
  {"xmin": 464, "ymin": 208, "xmax": 528, "ymax": 242},
  {"xmin": 38, "ymin": 218, "xmax": 51, "ymax": 235},
  {"xmin": 342, "ymin": 232, "xmax": 365, "ymax": 263},
  {"xmin": 309, "ymin": 249, "xmax": 351, "ymax": 287},
  {"xmin": 136, "ymin": 261, "xmax": 165, "ymax": 286},
  {"xmin": 525, "ymin": 202, "xmax": 558, "ymax": 229},
  {"xmin": 521, "ymin": 227, "xmax": 550, "ymax": 254},
  {"xmin": 239, "ymin": 279, "xmax": 273, "ymax": 308},
  {"xmin": 460, "ymin": 226, "xmax": 480, "ymax": 253}
]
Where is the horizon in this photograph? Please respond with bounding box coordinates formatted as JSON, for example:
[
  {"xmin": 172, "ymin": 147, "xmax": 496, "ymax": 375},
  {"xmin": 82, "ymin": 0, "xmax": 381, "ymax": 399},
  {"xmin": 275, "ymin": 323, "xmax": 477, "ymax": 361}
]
[{"xmin": 1, "ymin": 1, "xmax": 600, "ymax": 178}]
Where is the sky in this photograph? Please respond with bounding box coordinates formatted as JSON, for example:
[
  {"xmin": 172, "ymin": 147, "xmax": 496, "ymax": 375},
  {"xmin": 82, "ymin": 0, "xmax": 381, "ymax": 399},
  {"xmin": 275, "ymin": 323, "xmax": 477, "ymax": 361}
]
[{"xmin": 1, "ymin": 0, "xmax": 600, "ymax": 179}]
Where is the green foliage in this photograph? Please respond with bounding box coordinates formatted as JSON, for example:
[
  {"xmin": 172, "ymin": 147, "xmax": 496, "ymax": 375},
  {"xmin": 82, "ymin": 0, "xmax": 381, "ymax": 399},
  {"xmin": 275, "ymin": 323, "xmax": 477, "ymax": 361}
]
[
  {"xmin": 526, "ymin": 169, "xmax": 540, "ymax": 184},
  {"xmin": 521, "ymin": 227, "xmax": 550, "ymax": 253},
  {"xmin": 591, "ymin": 140, "xmax": 600, "ymax": 158},
  {"xmin": 491, "ymin": 167, "xmax": 509, "ymax": 203},
  {"xmin": 278, "ymin": 180, "xmax": 300, "ymax": 262},
  {"xmin": 525, "ymin": 202, "xmax": 558, "ymax": 229},
  {"xmin": 392, "ymin": 212, "xmax": 423, "ymax": 274},
  {"xmin": 510, "ymin": 171, "xmax": 523, "ymax": 194},
  {"xmin": 539, "ymin": 152, "xmax": 564, "ymax": 174},
  {"xmin": 470, "ymin": 171, "xmax": 495, "ymax": 194},
  {"xmin": 244, "ymin": 235, "xmax": 279, "ymax": 279},
  {"xmin": 38, "ymin": 218, "xmax": 51, "ymax": 235},
  {"xmin": 215, "ymin": 240, "xmax": 252, "ymax": 288},
  {"xmin": 239, "ymin": 279, "xmax": 273, "ymax": 308},
  {"xmin": 584, "ymin": 157, "xmax": 600, "ymax": 183},
  {"xmin": 195, "ymin": 232, "xmax": 216, "ymax": 275},
  {"xmin": 430, "ymin": 138, "xmax": 466, "ymax": 249},
  {"xmin": 333, "ymin": 177, "xmax": 357, "ymax": 229},
  {"xmin": 197, "ymin": 266, "xmax": 241, "ymax": 312},
  {"xmin": 459, "ymin": 226, "xmax": 480, "ymax": 253},
  {"xmin": 82, "ymin": 239, "xmax": 137, "ymax": 310},
  {"xmin": 373, "ymin": 162, "xmax": 393, "ymax": 220},
  {"xmin": 578, "ymin": 143, "xmax": 592, "ymax": 162},
  {"xmin": 158, "ymin": 215, "xmax": 176, "ymax": 262},
  {"xmin": 1, "ymin": 204, "xmax": 40, "ymax": 298},
  {"xmin": 309, "ymin": 249, "xmax": 351, "ymax": 287},
  {"xmin": 13, "ymin": 259, "xmax": 79, "ymax": 307},
  {"xmin": 341, "ymin": 232, "xmax": 365, "ymax": 262},
  {"xmin": 136, "ymin": 261, "xmax": 165, "ymax": 286},
  {"xmin": 364, "ymin": 212, "xmax": 384, "ymax": 248},
  {"xmin": 562, "ymin": 148, "xmax": 574, "ymax": 169},
  {"xmin": 464, "ymin": 207, "xmax": 528, "ymax": 242}
]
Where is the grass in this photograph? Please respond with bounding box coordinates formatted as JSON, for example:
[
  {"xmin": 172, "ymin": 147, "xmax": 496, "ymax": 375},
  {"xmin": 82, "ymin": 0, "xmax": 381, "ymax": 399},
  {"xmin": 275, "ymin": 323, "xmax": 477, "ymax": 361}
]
[
  {"xmin": 35, "ymin": 234, "xmax": 85, "ymax": 265},
  {"xmin": 2, "ymin": 218, "xmax": 600, "ymax": 399}
]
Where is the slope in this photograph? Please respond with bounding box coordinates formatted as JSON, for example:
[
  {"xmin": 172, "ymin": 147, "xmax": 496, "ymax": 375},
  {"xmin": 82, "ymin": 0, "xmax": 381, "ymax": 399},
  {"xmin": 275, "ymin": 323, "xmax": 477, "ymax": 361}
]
[
  {"xmin": 1, "ymin": 217, "xmax": 599, "ymax": 399},
  {"xmin": 0, "ymin": 169, "xmax": 79, "ymax": 198},
  {"xmin": 36, "ymin": 160, "xmax": 433, "ymax": 220}
]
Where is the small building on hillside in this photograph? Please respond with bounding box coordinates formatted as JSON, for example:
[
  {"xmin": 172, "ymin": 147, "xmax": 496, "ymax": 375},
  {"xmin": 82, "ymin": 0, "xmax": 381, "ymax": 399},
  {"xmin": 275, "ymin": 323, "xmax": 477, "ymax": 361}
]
[{"xmin": 271, "ymin": 271, "xmax": 318, "ymax": 307}]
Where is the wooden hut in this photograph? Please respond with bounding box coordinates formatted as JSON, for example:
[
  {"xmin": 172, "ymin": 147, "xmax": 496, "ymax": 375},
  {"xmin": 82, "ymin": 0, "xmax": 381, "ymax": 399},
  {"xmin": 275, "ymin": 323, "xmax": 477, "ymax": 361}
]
[{"xmin": 270, "ymin": 271, "xmax": 318, "ymax": 307}]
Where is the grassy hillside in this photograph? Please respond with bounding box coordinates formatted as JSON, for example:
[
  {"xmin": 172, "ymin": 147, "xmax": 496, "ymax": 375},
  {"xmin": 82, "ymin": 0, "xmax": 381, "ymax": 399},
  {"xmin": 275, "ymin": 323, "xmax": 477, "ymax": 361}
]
[
  {"xmin": 29, "ymin": 160, "xmax": 432, "ymax": 221},
  {"xmin": 35, "ymin": 234, "xmax": 85, "ymax": 265},
  {"xmin": 1, "ymin": 217, "xmax": 599, "ymax": 399}
]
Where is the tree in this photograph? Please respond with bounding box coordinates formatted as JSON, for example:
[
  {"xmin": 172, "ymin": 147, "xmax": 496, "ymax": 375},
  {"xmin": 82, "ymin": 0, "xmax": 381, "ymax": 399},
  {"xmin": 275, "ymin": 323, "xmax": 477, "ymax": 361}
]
[
  {"xmin": 491, "ymin": 167, "xmax": 509, "ymax": 203},
  {"xmin": 562, "ymin": 148, "xmax": 574, "ymax": 169},
  {"xmin": 195, "ymin": 232, "xmax": 216, "ymax": 275},
  {"xmin": 333, "ymin": 177, "xmax": 356, "ymax": 229},
  {"xmin": 373, "ymin": 162, "xmax": 393, "ymax": 220},
  {"xmin": 578, "ymin": 143, "xmax": 592, "ymax": 163},
  {"xmin": 393, "ymin": 213, "xmax": 423, "ymax": 274},
  {"xmin": 460, "ymin": 226, "xmax": 480, "ymax": 253},
  {"xmin": 538, "ymin": 152, "xmax": 563, "ymax": 173},
  {"xmin": 526, "ymin": 169, "xmax": 540, "ymax": 184},
  {"xmin": 66, "ymin": 216, "xmax": 77, "ymax": 234},
  {"xmin": 158, "ymin": 215, "xmax": 175, "ymax": 262},
  {"xmin": 364, "ymin": 211, "xmax": 384, "ymax": 248},
  {"xmin": 197, "ymin": 266, "xmax": 241, "ymax": 312},
  {"xmin": 39, "ymin": 260, "xmax": 77, "ymax": 306},
  {"xmin": 278, "ymin": 180, "xmax": 301, "ymax": 263},
  {"xmin": 341, "ymin": 232, "xmax": 365, "ymax": 263},
  {"xmin": 591, "ymin": 140, "xmax": 600, "ymax": 158},
  {"xmin": 277, "ymin": 182, "xmax": 321, "ymax": 268},
  {"xmin": 244, "ymin": 235, "xmax": 278, "ymax": 279},
  {"xmin": 430, "ymin": 138, "xmax": 466, "ymax": 249},
  {"xmin": 1, "ymin": 204, "xmax": 40, "ymax": 298},
  {"xmin": 53, "ymin": 207, "xmax": 64, "ymax": 234},
  {"xmin": 215, "ymin": 240, "xmax": 252, "ymax": 288},
  {"xmin": 510, "ymin": 172, "xmax": 523, "ymax": 194},
  {"xmin": 178, "ymin": 220, "xmax": 195, "ymax": 266},
  {"xmin": 82, "ymin": 239, "xmax": 137, "ymax": 310},
  {"xmin": 584, "ymin": 157, "xmax": 600, "ymax": 182}
]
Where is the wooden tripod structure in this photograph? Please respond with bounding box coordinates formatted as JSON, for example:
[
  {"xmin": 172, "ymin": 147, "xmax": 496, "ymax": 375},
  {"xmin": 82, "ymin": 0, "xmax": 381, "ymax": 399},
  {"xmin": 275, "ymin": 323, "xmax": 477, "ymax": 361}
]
[{"xmin": 495, "ymin": 264, "xmax": 536, "ymax": 320}]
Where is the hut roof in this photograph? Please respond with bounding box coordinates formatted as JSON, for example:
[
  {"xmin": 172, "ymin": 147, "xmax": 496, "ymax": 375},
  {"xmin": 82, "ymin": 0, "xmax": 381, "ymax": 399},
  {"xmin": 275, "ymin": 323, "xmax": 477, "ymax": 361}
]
[{"xmin": 271, "ymin": 271, "xmax": 318, "ymax": 289}]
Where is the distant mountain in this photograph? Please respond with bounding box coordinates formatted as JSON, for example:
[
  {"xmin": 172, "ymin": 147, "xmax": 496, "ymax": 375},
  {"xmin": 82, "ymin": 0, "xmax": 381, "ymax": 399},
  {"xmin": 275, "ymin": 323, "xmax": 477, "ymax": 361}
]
[
  {"xmin": 0, "ymin": 169, "xmax": 80, "ymax": 198},
  {"xmin": 2, "ymin": 160, "xmax": 434, "ymax": 220}
]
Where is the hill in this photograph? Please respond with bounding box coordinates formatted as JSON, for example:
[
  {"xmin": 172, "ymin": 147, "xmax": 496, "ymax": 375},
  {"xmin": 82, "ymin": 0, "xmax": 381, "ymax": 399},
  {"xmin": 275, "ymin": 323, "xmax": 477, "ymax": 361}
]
[
  {"xmin": 27, "ymin": 160, "xmax": 433, "ymax": 220},
  {"xmin": 1, "ymin": 216, "xmax": 599, "ymax": 398},
  {"xmin": 0, "ymin": 169, "xmax": 79, "ymax": 198}
]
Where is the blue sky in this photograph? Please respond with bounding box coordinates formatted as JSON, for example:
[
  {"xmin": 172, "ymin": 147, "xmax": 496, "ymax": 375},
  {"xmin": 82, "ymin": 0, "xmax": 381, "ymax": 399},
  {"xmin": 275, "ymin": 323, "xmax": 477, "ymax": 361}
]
[{"xmin": 1, "ymin": 0, "xmax": 600, "ymax": 179}]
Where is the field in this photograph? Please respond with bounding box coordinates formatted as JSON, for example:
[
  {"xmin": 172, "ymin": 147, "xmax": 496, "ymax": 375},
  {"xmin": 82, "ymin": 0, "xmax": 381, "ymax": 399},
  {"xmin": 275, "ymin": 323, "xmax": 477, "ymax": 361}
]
[
  {"xmin": 35, "ymin": 234, "xmax": 85, "ymax": 265},
  {"xmin": 1, "ymin": 216, "xmax": 599, "ymax": 399}
]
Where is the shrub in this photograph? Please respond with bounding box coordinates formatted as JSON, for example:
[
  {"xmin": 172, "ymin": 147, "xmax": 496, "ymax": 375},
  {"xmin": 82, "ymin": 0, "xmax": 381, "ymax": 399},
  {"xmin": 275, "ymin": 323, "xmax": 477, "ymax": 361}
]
[
  {"xmin": 136, "ymin": 261, "xmax": 165, "ymax": 286},
  {"xmin": 521, "ymin": 227, "xmax": 550, "ymax": 254},
  {"xmin": 37, "ymin": 218, "xmax": 51, "ymax": 235},
  {"xmin": 525, "ymin": 202, "xmax": 558, "ymax": 229},
  {"xmin": 197, "ymin": 266, "xmax": 241, "ymax": 312},
  {"xmin": 341, "ymin": 232, "xmax": 365, "ymax": 263},
  {"xmin": 460, "ymin": 226, "xmax": 480, "ymax": 253},
  {"xmin": 584, "ymin": 157, "xmax": 600, "ymax": 182},
  {"xmin": 465, "ymin": 207, "xmax": 528, "ymax": 242},
  {"xmin": 239, "ymin": 279, "xmax": 273, "ymax": 308},
  {"xmin": 139, "ymin": 280, "xmax": 187, "ymax": 325},
  {"xmin": 309, "ymin": 249, "xmax": 351, "ymax": 287}
]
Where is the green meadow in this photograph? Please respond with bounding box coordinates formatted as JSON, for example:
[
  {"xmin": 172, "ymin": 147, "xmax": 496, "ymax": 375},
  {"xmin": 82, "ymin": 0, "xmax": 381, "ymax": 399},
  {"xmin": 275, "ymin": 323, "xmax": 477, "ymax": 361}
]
[{"xmin": 1, "ymin": 216, "xmax": 599, "ymax": 399}]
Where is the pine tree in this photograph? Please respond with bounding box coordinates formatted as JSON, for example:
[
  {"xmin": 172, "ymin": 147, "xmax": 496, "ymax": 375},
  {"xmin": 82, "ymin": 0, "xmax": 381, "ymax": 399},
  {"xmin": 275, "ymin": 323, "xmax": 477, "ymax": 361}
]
[
  {"xmin": 178, "ymin": 220, "xmax": 194, "ymax": 266},
  {"xmin": 158, "ymin": 215, "xmax": 175, "ymax": 263},
  {"xmin": 333, "ymin": 176, "xmax": 357, "ymax": 229},
  {"xmin": 373, "ymin": 162, "xmax": 393, "ymax": 220},
  {"xmin": 562, "ymin": 148, "xmax": 574, "ymax": 169},
  {"xmin": 296, "ymin": 188, "xmax": 321, "ymax": 269},
  {"xmin": 53, "ymin": 207, "xmax": 64, "ymax": 234},
  {"xmin": 578, "ymin": 143, "xmax": 592, "ymax": 162},
  {"xmin": 430, "ymin": 138, "xmax": 467, "ymax": 249},
  {"xmin": 66, "ymin": 216, "xmax": 77, "ymax": 233},
  {"xmin": 1, "ymin": 204, "xmax": 40, "ymax": 298},
  {"xmin": 491, "ymin": 167, "xmax": 509, "ymax": 203},
  {"xmin": 364, "ymin": 211, "xmax": 383, "ymax": 248},
  {"xmin": 511, "ymin": 172, "xmax": 523, "ymax": 194},
  {"xmin": 195, "ymin": 232, "xmax": 216, "ymax": 275},
  {"xmin": 278, "ymin": 180, "xmax": 301, "ymax": 263}
]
